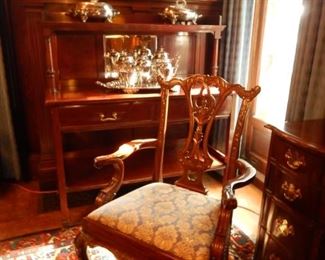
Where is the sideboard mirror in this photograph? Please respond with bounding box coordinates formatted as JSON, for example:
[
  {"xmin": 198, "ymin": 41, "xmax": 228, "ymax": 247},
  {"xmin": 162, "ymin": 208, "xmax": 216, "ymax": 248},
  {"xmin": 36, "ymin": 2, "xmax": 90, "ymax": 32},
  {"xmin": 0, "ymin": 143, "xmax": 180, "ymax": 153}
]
[{"xmin": 103, "ymin": 34, "xmax": 158, "ymax": 79}]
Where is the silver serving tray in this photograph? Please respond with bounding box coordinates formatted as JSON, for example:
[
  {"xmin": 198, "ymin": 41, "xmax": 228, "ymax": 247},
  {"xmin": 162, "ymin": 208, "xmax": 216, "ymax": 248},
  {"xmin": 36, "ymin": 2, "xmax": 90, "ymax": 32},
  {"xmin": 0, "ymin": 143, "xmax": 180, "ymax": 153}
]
[{"xmin": 96, "ymin": 81, "xmax": 161, "ymax": 94}]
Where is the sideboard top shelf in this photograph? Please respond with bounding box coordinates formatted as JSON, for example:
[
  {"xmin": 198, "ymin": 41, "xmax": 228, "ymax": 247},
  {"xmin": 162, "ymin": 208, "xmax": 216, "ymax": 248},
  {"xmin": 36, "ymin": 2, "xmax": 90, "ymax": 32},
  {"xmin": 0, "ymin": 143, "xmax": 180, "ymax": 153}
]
[{"xmin": 42, "ymin": 21, "xmax": 226, "ymax": 36}]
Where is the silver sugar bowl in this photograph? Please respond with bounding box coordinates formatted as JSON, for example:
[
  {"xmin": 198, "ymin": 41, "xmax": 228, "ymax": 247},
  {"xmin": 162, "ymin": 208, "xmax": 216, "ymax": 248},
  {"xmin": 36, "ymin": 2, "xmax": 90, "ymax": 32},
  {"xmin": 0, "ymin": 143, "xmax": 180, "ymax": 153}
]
[
  {"xmin": 159, "ymin": 0, "xmax": 202, "ymax": 25},
  {"xmin": 70, "ymin": 0, "xmax": 119, "ymax": 23}
]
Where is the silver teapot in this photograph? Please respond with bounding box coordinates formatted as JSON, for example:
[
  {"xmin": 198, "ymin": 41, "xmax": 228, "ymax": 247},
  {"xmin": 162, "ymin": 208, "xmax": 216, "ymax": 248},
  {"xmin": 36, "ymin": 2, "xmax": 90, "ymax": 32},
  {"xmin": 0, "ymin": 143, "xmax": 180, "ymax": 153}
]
[
  {"xmin": 152, "ymin": 47, "xmax": 179, "ymax": 81},
  {"xmin": 118, "ymin": 51, "xmax": 135, "ymax": 69},
  {"xmin": 135, "ymin": 55, "xmax": 152, "ymax": 87},
  {"xmin": 159, "ymin": 0, "xmax": 202, "ymax": 25},
  {"xmin": 135, "ymin": 46, "xmax": 153, "ymax": 60},
  {"xmin": 70, "ymin": 0, "xmax": 119, "ymax": 23}
]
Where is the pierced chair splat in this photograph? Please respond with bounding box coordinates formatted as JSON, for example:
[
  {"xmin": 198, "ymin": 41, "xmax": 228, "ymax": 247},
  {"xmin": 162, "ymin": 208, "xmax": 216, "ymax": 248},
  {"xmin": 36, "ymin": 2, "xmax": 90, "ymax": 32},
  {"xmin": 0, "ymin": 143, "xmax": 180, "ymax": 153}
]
[{"xmin": 75, "ymin": 74, "xmax": 261, "ymax": 260}]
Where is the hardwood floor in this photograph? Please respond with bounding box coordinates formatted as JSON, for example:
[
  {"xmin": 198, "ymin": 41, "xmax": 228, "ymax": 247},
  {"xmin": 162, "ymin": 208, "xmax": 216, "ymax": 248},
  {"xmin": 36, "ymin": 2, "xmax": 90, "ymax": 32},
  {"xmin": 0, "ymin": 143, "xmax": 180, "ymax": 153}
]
[
  {"xmin": 232, "ymin": 184, "xmax": 262, "ymax": 242},
  {"xmin": 0, "ymin": 175, "xmax": 262, "ymax": 242},
  {"xmin": 0, "ymin": 181, "xmax": 63, "ymax": 240}
]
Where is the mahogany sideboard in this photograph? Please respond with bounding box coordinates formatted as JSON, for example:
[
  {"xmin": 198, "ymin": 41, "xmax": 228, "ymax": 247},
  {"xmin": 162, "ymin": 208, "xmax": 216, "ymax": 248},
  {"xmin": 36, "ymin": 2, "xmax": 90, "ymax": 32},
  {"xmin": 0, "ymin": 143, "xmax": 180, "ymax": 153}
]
[
  {"xmin": 1, "ymin": 0, "xmax": 224, "ymax": 182},
  {"xmin": 255, "ymin": 119, "xmax": 325, "ymax": 260},
  {"xmin": 0, "ymin": 0, "xmax": 229, "ymax": 236}
]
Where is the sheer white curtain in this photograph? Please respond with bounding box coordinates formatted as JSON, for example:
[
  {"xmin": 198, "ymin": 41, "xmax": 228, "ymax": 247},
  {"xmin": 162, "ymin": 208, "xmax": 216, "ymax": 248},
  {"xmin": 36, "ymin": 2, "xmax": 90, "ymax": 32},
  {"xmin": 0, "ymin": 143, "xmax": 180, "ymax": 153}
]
[{"xmin": 254, "ymin": 0, "xmax": 303, "ymax": 125}]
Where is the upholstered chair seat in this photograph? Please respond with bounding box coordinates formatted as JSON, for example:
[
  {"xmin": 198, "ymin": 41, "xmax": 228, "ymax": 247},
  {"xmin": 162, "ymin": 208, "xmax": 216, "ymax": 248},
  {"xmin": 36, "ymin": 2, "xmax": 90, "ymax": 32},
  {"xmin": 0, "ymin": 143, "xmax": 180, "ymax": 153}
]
[{"xmin": 85, "ymin": 182, "xmax": 220, "ymax": 260}]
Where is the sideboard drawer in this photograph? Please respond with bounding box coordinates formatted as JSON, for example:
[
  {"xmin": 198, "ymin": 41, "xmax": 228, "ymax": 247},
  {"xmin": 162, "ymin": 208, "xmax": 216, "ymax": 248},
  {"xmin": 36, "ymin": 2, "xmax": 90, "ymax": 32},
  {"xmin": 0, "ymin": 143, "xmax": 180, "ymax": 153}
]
[{"xmin": 58, "ymin": 100, "xmax": 157, "ymax": 128}]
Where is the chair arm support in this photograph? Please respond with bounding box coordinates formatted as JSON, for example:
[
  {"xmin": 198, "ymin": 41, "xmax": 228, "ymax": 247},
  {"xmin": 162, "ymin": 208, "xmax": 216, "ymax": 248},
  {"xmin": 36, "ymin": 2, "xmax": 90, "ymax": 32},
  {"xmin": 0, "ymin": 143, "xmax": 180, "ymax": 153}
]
[
  {"xmin": 95, "ymin": 158, "xmax": 124, "ymax": 206},
  {"xmin": 93, "ymin": 138, "xmax": 157, "ymax": 206},
  {"xmin": 94, "ymin": 138, "xmax": 157, "ymax": 169}
]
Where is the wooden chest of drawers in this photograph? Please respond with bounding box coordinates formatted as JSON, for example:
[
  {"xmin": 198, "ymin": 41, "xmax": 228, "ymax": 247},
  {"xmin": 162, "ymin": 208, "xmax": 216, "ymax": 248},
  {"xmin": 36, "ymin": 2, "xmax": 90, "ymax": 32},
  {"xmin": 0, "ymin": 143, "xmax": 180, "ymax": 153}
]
[{"xmin": 255, "ymin": 120, "xmax": 325, "ymax": 260}]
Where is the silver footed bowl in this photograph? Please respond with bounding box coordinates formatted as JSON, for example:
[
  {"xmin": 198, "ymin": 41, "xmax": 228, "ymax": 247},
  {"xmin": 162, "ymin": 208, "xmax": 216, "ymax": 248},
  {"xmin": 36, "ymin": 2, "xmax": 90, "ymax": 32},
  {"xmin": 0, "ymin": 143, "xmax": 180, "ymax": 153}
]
[
  {"xmin": 159, "ymin": 0, "xmax": 202, "ymax": 25},
  {"xmin": 71, "ymin": 0, "xmax": 119, "ymax": 23}
]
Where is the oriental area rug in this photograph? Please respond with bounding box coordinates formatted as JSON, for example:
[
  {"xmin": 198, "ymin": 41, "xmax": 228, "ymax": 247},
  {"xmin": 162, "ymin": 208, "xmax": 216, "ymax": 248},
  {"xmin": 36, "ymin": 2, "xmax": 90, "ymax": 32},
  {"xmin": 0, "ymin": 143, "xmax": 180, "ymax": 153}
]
[{"xmin": 0, "ymin": 226, "xmax": 254, "ymax": 260}]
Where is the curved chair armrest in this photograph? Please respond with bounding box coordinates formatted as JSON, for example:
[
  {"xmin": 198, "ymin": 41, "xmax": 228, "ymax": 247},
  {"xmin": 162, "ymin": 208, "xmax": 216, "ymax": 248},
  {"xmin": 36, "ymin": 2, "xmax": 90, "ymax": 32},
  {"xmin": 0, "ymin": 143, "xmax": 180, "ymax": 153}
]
[
  {"xmin": 223, "ymin": 159, "xmax": 256, "ymax": 210},
  {"xmin": 95, "ymin": 158, "xmax": 124, "ymax": 206},
  {"xmin": 94, "ymin": 138, "xmax": 158, "ymax": 169},
  {"xmin": 211, "ymin": 159, "xmax": 256, "ymax": 258},
  {"xmin": 93, "ymin": 138, "xmax": 157, "ymax": 206}
]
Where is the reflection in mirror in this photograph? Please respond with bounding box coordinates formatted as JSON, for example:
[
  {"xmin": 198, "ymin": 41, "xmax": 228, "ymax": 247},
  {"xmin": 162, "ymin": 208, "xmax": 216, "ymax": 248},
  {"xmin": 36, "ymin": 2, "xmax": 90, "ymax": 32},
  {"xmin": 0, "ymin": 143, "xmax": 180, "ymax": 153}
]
[
  {"xmin": 100, "ymin": 34, "xmax": 180, "ymax": 93},
  {"xmin": 103, "ymin": 35, "xmax": 157, "ymax": 79}
]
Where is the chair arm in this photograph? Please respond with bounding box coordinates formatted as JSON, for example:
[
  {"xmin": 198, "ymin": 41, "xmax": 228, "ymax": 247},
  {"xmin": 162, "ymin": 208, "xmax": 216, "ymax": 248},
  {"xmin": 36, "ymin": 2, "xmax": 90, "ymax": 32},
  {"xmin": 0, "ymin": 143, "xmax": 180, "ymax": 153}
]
[
  {"xmin": 223, "ymin": 158, "xmax": 256, "ymax": 210},
  {"xmin": 208, "ymin": 145, "xmax": 226, "ymax": 164},
  {"xmin": 95, "ymin": 158, "xmax": 124, "ymax": 206},
  {"xmin": 93, "ymin": 138, "xmax": 157, "ymax": 206},
  {"xmin": 94, "ymin": 138, "xmax": 158, "ymax": 169},
  {"xmin": 211, "ymin": 159, "xmax": 256, "ymax": 258}
]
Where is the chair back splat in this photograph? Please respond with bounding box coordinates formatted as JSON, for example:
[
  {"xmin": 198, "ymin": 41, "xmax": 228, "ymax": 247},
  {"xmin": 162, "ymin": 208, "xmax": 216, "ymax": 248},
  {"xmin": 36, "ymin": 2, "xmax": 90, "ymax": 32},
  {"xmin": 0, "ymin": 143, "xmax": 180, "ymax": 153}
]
[{"xmin": 157, "ymin": 75, "xmax": 260, "ymax": 193}]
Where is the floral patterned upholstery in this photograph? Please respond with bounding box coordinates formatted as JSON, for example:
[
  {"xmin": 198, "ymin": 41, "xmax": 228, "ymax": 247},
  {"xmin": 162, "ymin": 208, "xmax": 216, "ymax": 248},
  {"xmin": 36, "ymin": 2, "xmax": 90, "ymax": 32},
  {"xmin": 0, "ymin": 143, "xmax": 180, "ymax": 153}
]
[{"xmin": 87, "ymin": 182, "xmax": 221, "ymax": 260}]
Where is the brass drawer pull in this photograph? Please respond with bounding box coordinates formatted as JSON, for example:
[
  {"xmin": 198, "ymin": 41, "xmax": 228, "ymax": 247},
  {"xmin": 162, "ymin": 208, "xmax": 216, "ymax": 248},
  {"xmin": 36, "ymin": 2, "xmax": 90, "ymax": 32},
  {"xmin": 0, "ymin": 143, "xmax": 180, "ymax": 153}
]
[
  {"xmin": 99, "ymin": 112, "xmax": 118, "ymax": 122},
  {"xmin": 274, "ymin": 218, "xmax": 295, "ymax": 237},
  {"xmin": 284, "ymin": 149, "xmax": 306, "ymax": 170},
  {"xmin": 281, "ymin": 181, "xmax": 302, "ymax": 202}
]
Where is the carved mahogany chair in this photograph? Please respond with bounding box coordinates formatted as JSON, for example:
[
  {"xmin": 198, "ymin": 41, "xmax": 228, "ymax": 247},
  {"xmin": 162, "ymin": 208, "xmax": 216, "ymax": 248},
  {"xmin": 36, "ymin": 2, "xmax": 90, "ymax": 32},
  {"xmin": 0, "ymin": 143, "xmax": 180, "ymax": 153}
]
[{"xmin": 75, "ymin": 75, "xmax": 261, "ymax": 259}]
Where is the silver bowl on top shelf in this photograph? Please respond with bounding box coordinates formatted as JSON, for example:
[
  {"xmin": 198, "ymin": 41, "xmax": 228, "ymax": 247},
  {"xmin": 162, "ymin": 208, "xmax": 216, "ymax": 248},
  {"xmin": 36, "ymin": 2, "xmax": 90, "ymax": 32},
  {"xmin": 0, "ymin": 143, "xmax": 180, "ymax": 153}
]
[
  {"xmin": 69, "ymin": 0, "xmax": 120, "ymax": 23},
  {"xmin": 159, "ymin": 0, "xmax": 202, "ymax": 25}
]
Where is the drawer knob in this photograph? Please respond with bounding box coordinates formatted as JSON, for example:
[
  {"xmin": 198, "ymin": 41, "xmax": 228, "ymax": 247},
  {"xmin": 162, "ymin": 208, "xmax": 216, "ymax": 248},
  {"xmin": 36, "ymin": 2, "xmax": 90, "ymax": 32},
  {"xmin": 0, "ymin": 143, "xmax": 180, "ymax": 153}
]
[
  {"xmin": 274, "ymin": 218, "xmax": 295, "ymax": 237},
  {"xmin": 281, "ymin": 181, "xmax": 302, "ymax": 202},
  {"xmin": 99, "ymin": 112, "xmax": 118, "ymax": 122},
  {"xmin": 284, "ymin": 149, "xmax": 305, "ymax": 170}
]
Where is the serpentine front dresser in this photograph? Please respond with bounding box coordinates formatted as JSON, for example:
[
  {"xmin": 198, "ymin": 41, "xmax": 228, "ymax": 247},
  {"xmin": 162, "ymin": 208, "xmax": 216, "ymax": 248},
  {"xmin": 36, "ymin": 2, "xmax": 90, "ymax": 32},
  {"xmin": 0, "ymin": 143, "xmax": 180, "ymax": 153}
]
[{"xmin": 255, "ymin": 119, "xmax": 325, "ymax": 259}]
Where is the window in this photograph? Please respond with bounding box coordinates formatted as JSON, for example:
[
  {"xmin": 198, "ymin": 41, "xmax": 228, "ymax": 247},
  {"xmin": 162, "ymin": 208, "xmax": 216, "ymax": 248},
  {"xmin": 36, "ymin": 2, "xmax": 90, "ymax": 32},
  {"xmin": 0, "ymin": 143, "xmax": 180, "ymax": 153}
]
[{"xmin": 255, "ymin": 0, "xmax": 304, "ymax": 124}]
